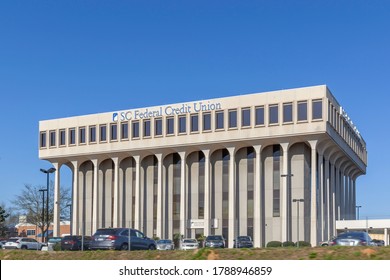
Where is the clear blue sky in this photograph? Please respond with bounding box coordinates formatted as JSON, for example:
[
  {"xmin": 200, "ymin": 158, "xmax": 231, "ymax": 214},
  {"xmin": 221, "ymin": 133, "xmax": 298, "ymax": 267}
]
[{"xmin": 0, "ymin": 0, "xmax": 389, "ymax": 219}]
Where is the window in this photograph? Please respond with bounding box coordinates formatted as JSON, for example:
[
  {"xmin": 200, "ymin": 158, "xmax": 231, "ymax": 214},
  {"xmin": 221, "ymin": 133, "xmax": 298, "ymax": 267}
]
[
  {"xmin": 121, "ymin": 122, "xmax": 129, "ymax": 140},
  {"xmin": 215, "ymin": 111, "xmax": 224, "ymax": 130},
  {"xmin": 228, "ymin": 110, "xmax": 237, "ymax": 128},
  {"xmin": 203, "ymin": 112, "xmax": 211, "ymax": 131},
  {"xmin": 312, "ymin": 99, "xmax": 323, "ymax": 120},
  {"xmin": 100, "ymin": 125, "xmax": 107, "ymax": 142},
  {"xmin": 297, "ymin": 101, "xmax": 307, "ymax": 121},
  {"xmin": 79, "ymin": 127, "xmax": 86, "ymax": 144},
  {"xmin": 155, "ymin": 118, "xmax": 163, "ymax": 136},
  {"xmin": 269, "ymin": 104, "xmax": 279, "ymax": 124},
  {"xmin": 178, "ymin": 115, "xmax": 186, "ymax": 134},
  {"xmin": 283, "ymin": 103, "xmax": 293, "ymax": 123},
  {"xmin": 191, "ymin": 114, "xmax": 199, "ymax": 132},
  {"xmin": 132, "ymin": 121, "xmax": 140, "ymax": 138},
  {"xmin": 255, "ymin": 106, "xmax": 264, "ymax": 126},
  {"xmin": 110, "ymin": 123, "xmax": 118, "ymax": 141},
  {"xmin": 59, "ymin": 129, "xmax": 66, "ymax": 146},
  {"xmin": 40, "ymin": 132, "xmax": 47, "ymax": 148},
  {"xmin": 89, "ymin": 126, "xmax": 96, "ymax": 143},
  {"xmin": 143, "ymin": 119, "xmax": 151, "ymax": 137},
  {"xmin": 49, "ymin": 130, "xmax": 56, "ymax": 147},
  {"xmin": 166, "ymin": 117, "xmax": 174, "ymax": 135},
  {"xmin": 69, "ymin": 128, "xmax": 76, "ymax": 145},
  {"xmin": 26, "ymin": 229, "xmax": 36, "ymax": 236},
  {"xmin": 242, "ymin": 108, "xmax": 251, "ymax": 127}
]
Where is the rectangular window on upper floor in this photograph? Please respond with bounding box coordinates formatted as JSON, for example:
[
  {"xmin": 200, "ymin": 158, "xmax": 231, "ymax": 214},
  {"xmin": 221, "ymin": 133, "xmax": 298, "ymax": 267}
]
[
  {"xmin": 79, "ymin": 127, "xmax": 86, "ymax": 144},
  {"xmin": 69, "ymin": 128, "xmax": 76, "ymax": 145},
  {"xmin": 110, "ymin": 123, "xmax": 118, "ymax": 141},
  {"xmin": 297, "ymin": 101, "xmax": 307, "ymax": 122},
  {"xmin": 89, "ymin": 126, "xmax": 96, "ymax": 143},
  {"xmin": 203, "ymin": 112, "xmax": 211, "ymax": 131},
  {"xmin": 49, "ymin": 130, "xmax": 56, "ymax": 147},
  {"xmin": 215, "ymin": 111, "xmax": 224, "ymax": 130},
  {"xmin": 178, "ymin": 115, "xmax": 186, "ymax": 134},
  {"xmin": 132, "ymin": 121, "xmax": 140, "ymax": 139},
  {"xmin": 269, "ymin": 104, "xmax": 279, "ymax": 125},
  {"xmin": 100, "ymin": 125, "xmax": 107, "ymax": 142},
  {"xmin": 191, "ymin": 114, "xmax": 199, "ymax": 132},
  {"xmin": 143, "ymin": 119, "xmax": 151, "ymax": 137},
  {"xmin": 166, "ymin": 117, "xmax": 175, "ymax": 135},
  {"xmin": 155, "ymin": 118, "xmax": 163, "ymax": 136},
  {"xmin": 228, "ymin": 109, "xmax": 237, "ymax": 128},
  {"xmin": 283, "ymin": 103, "xmax": 293, "ymax": 123},
  {"xmin": 255, "ymin": 106, "xmax": 264, "ymax": 126},
  {"xmin": 241, "ymin": 107, "xmax": 251, "ymax": 127},
  {"xmin": 121, "ymin": 122, "xmax": 129, "ymax": 140},
  {"xmin": 59, "ymin": 129, "xmax": 66, "ymax": 146},
  {"xmin": 312, "ymin": 99, "xmax": 323, "ymax": 120},
  {"xmin": 40, "ymin": 131, "xmax": 47, "ymax": 148}
]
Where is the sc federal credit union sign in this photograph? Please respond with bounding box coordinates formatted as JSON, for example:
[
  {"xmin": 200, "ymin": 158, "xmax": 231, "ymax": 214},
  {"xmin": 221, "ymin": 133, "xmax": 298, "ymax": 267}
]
[{"xmin": 113, "ymin": 101, "xmax": 222, "ymax": 122}]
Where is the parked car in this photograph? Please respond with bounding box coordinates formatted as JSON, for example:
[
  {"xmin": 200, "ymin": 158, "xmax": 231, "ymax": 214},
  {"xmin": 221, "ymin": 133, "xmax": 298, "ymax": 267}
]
[
  {"xmin": 329, "ymin": 231, "xmax": 373, "ymax": 246},
  {"xmin": 180, "ymin": 238, "xmax": 199, "ymax": 250},
  {"xmin": 3, "ymin": 237, "xmax": 43, "ymax": 250},
  {"xmin": 156, "ymin": 239, "xmax": 175, "ymax": 250},
  {"xmin": 371, "ymin": 239, "xmax": 385, "ymax": 246},
  {"xmin": 204, "ymin": 235, "xmax": 225, "ymax": 248},
  {"xmin": 234, "ymin": 236, "xmax": 254, "ymax": 248},
  {"xmin": 47, "ymin": 237, "xmax": 62, "ymax": 250},
  {"xmin": 89, "ymin": 228, "xmax": 156, "ymax": 251},
  {"xmin": 61, "ymin": 235, "xmax": 92, "ymax": 250},
  {"xmin": 0, "ymin": 240, "xmax": 7, "ymax": 249}
]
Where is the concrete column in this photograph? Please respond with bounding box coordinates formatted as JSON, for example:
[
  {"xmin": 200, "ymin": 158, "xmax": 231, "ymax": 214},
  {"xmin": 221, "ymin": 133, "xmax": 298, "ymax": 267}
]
[
  {"xmin": 179, "ymin": 151, "xmax": 187, "ymax": 236},
  {"xmin": 53, "ymin": 162, "xmax": 61, "ymax": 237},
  {"xmin": 335, "ymin": 166, "xmax": 340, "ymax": 221},
  {"xmin": 71, "ymin": 161, "xmax": 79, "ymax": 235},
  {"xmin": 308, "ymin": 140, "xmax": 318, "ymax": 247},
  {"xmin": 92, "ymin": 159, "xmax": 99, "ymax": 234},
  {"xmin": 280, "ymin": 143, "xmax": 289, "ymax": 242},
  {"xmin": 344, "ymin": 176, "xmax": 349, "ymax": 219},
  {"xmin": 324, "ymin": 157, "xmax": 330, "ymax": 240},
  {"xmin": 156, "ymin": 153, "xmax": 163, "ymax": 239},
  {"xmin": 253, "ymin": 145, "xmax": 262, "ymax": 247},
  {"xmin": 203, "ymin": 149, "xmax": 211, "ymax": 237},
  {"xmin": 385, "ymin": 228, "xmax": 388, "ymax": 246},
  {"xmin": 318, "ymin": 153, "xmax": 324, "ymax": 242},
  {"xmin": 227, "ymin": 147, "xmax": 236, "ymax": 248},
  {"xmin": 330, "ymin": 163, "xmax": 336, "ymax": 237},
  {"xmin": 134, "ymin": 155, "xmax": 141, "ymax": 230},
  {"xmin": 112, "ymin": 157, "xmax": 119, "ymax": 227}
]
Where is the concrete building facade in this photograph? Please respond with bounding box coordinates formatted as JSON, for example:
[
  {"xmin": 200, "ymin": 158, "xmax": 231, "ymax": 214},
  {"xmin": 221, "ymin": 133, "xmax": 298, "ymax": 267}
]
[{"xmin": 38, "ymin": 85, "xmax": 367, "ymax": 247}]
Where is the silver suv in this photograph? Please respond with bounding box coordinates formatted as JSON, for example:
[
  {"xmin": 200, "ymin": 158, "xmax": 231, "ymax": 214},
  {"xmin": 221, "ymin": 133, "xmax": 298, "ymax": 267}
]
[
  {"xmin": 90, "ymin": 228, "xmax": 156, "ymax": 250},
  {"xmin": 3, "ymin": 237, "xmax": 43, "ymax": 250}
]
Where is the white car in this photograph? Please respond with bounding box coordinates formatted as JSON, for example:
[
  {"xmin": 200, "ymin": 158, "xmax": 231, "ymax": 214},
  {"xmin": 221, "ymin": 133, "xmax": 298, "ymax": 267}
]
[
  {"xmin": 2, "ymin": 237, "xmax": 43, "ymax": 250},
  {"xmin": 181, "ymin": 238, "xmax": 199, "ymax": 250}
]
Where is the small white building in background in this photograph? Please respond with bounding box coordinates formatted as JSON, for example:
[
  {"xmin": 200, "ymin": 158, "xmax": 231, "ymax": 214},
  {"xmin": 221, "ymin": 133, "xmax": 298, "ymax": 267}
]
[{"xmin": 38, "ymin": 85, "xmax": 367, "ymax": 248}]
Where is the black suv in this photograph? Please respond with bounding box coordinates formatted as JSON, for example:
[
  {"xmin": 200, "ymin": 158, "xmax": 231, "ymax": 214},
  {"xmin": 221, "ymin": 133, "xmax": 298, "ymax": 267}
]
[
  {"xmin": 61, "ymin": 235, "xmax": 92, "ymax": 250},
  {"xmin": 89, "ymin": 228, "xmax": 156, "ymax": 250},
  {"xmin": 204, "ymin": 235, "xmax": 225, "ymax": 248}
]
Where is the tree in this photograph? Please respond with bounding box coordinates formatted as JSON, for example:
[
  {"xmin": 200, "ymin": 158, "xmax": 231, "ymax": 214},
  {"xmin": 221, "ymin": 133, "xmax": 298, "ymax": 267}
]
[
  {"xmin": 12, "ymin": 183, "xmax": 71, "ymax": 240},
  {"xmin": 0, "ymin": 205, "xmax": 10, "ymax": 237}
]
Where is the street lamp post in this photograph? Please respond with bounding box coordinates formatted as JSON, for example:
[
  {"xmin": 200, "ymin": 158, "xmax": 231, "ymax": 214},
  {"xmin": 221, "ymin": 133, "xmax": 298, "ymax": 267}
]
[
  {"xmin": 40, "ymin": 167, "xmax": 56, "ymax": 242},
  {"xmin": 39, "ymin": 189, "xmax": 47, "ymax": 243},
  {"xmin": 292, "ymin": 199, "xmax": 304, "ymax": 248},
  {"xmin": 356, "ymin": 205, "xmax": 362, "ymax": 220}
]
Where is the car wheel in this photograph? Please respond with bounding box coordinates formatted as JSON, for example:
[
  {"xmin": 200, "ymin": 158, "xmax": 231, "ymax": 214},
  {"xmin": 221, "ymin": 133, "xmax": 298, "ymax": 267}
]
[
  {"xmin": 120, "ymin": 243, "xmax": 128, "ymax": 250},
  {"xmin": 21, "ymin": 245, "xmax": 27, "ymax": 250},
  {"xmin": 148, "ymin": 244, "xmax": 156, "ymax": 250}
]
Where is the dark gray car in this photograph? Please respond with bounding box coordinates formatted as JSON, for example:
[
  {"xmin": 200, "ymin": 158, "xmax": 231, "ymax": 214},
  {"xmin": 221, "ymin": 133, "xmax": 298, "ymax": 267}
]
[
  {"xmin": 204, "ymin": 235, "xmax": 225, "ymax": 248},
  {"xmin": 90, "ymin": 228, "xmax": 156, "ymax": 250},
  {"xmin": 330, "ymin": 231, "xmax": 372, "ymax": 246}
]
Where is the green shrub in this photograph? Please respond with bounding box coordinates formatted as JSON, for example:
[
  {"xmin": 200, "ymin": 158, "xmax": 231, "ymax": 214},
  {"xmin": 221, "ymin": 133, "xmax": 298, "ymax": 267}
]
[
  {"xmin": 53, "ymin": 243, "xmax": 62, "ymax": 251},
  {"xmin": 282, "ymin": 241, "xmax": 295, "ymax": 247},
  {"xmin": 296, "ymin": 241, "xmax": 311, "ymax": 247},
  {"xmin": 267, "ymin": 241, "xmax": 282, "ymax": 247}
]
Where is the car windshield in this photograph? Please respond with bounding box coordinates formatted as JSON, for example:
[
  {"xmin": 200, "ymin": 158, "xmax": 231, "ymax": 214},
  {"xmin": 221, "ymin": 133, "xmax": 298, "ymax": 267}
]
[
  {"xmin": 157, "ymin": 240, "xmax": 172, "ymax": 244},
  {"xmin": 206, "ymin": 236, "xmax": 223, "ymax": 241},
  {"xmin": 237, "ymin": 236, "xmax": 251, "ymax": 241},
  {"xmin": 183, "ymin": 239, "xmax": 197, "ymax": 243}
]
